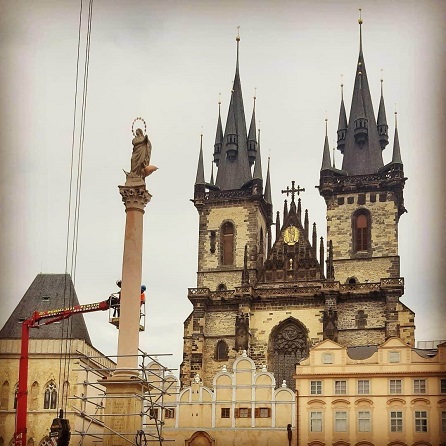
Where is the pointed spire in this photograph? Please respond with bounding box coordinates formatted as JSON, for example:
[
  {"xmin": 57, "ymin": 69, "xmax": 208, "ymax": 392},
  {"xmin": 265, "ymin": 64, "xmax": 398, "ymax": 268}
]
[
  {"xmin": 304, "ymin": 209, "xmax": 309, "ymax": 238},
  {"xmin": 195, "ymin": 132, "xmax": 205, "ymax": 185},
  {"xmin": 247, "ymin": 93, "xmax": 257, "ymax": 166},
  {"xmin": 359, "ymin": 9, "xmax": 363, "ymax": 53},
  {"xmin": 321, "ymin": 119, "xmax": 332, "ymax": 171},
  {"xmin": 215, "ymin": 31, "xmax": 252, "ymax": 190},
  {"xmin": 297, "ymin": 198, "xmax": 302, "ymax": 222},
  {"xmin": 340, "ymin": 13, "xmax": 385, "ymax": 175},
  {"xmin": 392, "ymin": 111, "xmax": 403, "ymax": 164},
  {"xmin": 275, "ymin": 211, "xmax": 281, "ymax": 242},
  {"xmin": 337, "ymin": 81, "xmax": 348, "ymax": 153},
  {"xmin": 312, "ymin": 223, "xmax": 317, "ymax": 256},
  {"xmin": 319, "ymin": 237, "xmax": 325, "ymax": 277},
  {"xmin": 264, "ymin": 155, "xmax": 272, "ymax": 204},
  {"xmin": 332, "ymin": 143, "xmax": 336, "ymax": 169},
  {"xmin": 213, "ymin": 96, "xmax": 223, "ymax": 167},
  {"xmin": 210, "ymin": 162, "xmax": 215, "ymax": 185},
  {"xmin": 283, "ymin": 200, "xmax": 288, "ymax": 222},
  {"xmin": 253, "ymin": 127, "xmax": 262, "ymax": 180},
  {"xmin": 241, "ymin": 244, "xmax": 249, "ymax": 285},
  {"xmin": 377, "ymin": 76, "xmax": 389, "ymax": 149}
]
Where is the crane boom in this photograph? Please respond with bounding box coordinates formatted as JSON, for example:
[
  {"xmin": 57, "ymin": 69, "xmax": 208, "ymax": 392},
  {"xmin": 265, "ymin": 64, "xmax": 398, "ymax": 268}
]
[{"xmin": 14, "ymin": 299, "xmax": 111, "ymax": 446}]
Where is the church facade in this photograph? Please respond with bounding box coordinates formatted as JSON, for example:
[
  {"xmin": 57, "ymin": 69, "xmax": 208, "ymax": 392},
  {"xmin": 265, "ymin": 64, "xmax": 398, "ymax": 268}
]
[{"xmin": 180, "ymin": 20, "xmax": 415, "ymax": 391}]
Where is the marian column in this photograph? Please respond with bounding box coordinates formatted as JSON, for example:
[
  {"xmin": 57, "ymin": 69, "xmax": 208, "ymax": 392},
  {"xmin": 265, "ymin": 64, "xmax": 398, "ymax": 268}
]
[{"xmin": 102, "ymin": 121, "xmax": 157, "ymax": 445}]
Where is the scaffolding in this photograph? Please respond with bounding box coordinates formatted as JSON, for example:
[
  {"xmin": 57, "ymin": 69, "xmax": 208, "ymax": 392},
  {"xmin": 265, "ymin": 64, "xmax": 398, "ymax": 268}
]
[{"xmin": 69, "ymin": 349, "xmax": 177, "ymax": 445}]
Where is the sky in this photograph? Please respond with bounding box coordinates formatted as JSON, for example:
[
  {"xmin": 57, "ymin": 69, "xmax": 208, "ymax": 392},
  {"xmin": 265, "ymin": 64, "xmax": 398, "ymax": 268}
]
[{"xmin": 1, "ymin": 0, "xmax": 445, "ymax": 374}]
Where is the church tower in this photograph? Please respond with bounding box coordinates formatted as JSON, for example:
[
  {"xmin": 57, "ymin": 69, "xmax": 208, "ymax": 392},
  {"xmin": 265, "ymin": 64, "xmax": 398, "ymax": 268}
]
[
  {"xmin": 181, "ymin": 35, "xmax": 273, "ymax": 385},
  {"xmin": 318, "ymin": 16, "xmax": 412, "ymax": 347}
]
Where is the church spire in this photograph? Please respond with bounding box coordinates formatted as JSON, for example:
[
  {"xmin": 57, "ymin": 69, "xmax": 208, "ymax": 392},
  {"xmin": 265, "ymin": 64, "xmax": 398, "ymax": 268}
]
[
  {"xmin": 253, "ymin": 127, "xmax": 262, "ymax": 180},
  {"xmin": 195, "ymin": 132, "xmax": 205, "ymax": 186},
  {"xmin": 392, "ymin": 111, "xmax": 403, "ymax": 165},
  {"xmin": 321, "ymin": 119, "xmax": 332, "ymax": 171},
  {"xmin": 214, "ymin": 30, "xmax": 252, "ymax": 190},
  {"xmin": 213, "ymin": 97, "xmax": 223, "ymax": 167},
  {"xmin": 264, "ymin": 156, "xmax": 272, "ymax": 205},
  {"xmin": 339, "ymin": 12, "xmax": 385, "ymax": 175},
  {"xmin": 337, "ymin": 82, "xmax": 347, "ymax": 153},
  {"xmin": 377, "ymin": 77, "xmax": 389, "ymax": 149},
  {"xmin": 247, "ymin": 94, "xmax": 258, "ymax": 166}
]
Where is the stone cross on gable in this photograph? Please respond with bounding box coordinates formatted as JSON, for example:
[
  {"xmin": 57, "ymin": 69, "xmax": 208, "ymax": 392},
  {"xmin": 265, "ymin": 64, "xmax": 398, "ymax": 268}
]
[{"xmin": 281, "ymin": 181, "xmax": 305, "ymax": 203}]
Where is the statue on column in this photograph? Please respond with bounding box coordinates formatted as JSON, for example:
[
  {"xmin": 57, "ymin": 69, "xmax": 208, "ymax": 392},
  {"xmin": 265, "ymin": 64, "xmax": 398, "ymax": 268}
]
[{"xmin": 128, "ymin": 118, "xmax": 158, "ymax": 180}]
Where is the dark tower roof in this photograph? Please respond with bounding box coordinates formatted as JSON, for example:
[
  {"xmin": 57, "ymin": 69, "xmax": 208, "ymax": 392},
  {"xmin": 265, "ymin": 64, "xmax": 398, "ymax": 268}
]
[
  {"xmin": 0, "ymin": 274, "xmax": 92, "ymax": 344},
  {"xmin": 253, "ymin": 128, "xmax": 263, "ymax": 180},
  {"xmin": 321, "ymin": 119, "xmax": 332, "ymax": 171},
  {"xmin": 195, "ymin": 133, "xmax": 205, "ymax": 185},
  {"xmin": 392, "ymin": 112, "xmax": 403, "ymax": 164},
  {"xmin": 340, "ymin": 17, "xmax": 385, "ymax": 175},
  {"xmin": 214, "ymin": 35, "xmax": 252, "ymax": 190},
  {"xmin": 264, "ymin": 156, "xmax": 272, "ymax": 205}
]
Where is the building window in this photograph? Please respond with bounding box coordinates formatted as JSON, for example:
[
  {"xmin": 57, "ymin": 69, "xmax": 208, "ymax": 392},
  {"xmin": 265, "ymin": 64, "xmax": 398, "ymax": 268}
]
[
  {"xmin": 255, "ymin": 407, "xmax": 271, "ymax": 418},
  {"xmin": 389, "ymin": 351, "xmax": 400, "ymax": 363},
  {"xmin": 310, "ymin": 411, "xmax": 323, "ymax": 432},
  {"xmin": 221, "ymin": 408, "xmax": 230, "ymax": 418},
  {"xmin": 357, "ymin": 380, "xmax": 370, "ymax": 394},
  {"xmin": 355, "ymin": 310, "xmax": 367, "ymax": 329},
  {"xmin": 414, "ymin": 411, "xmax": 428, "ymax": 432},
  {"xmin": 413, "ymin": 379, "xmax": 426, "ymax": 394},
  {"xmin": 334, "ymin": 380, "xmax": 347, "ymax": 395},
  {"xmin": 389, "ymin": 379, "xmax": 402, "ymax": 394},
  {"xmin": 235, "ymin": 408, "xmax": 251, "ymax": 418},
  {"xmin": 440, "ymin": 378, "xmax": 446, "ymax": 394},
  {"xmin": 149, "ymin": 408, "xmax": 159, "ymax": 420},
  {"xmin": 358, "ymin": 411, "xmax": 371, "ymax": 432},
  {"xmin": 0, "ymin": 381, "xmax": 9, "ymax": 410},
  {"xmin": 390, "ymin": 411, "xmax": 403, "ymax": 432},
  {"xmin": 334, "ymin": 411, "xmax": 348, "ymax": 432},
  {"xmin": 322, "ymin": 353, "xmax": 333, "ymax": 364},
  {"xmin": 353, "ymin": 210, "xmax": 370, "ymax": 252},
  {"xmin": 215, "ymin": 340, "xmax": 229, "ymax": 361},
  {"xmin": 43, "ymin": 381, "xmax": 57, "ymax": 410},
  {"xmin": 310, "ymin": 381, "xmax": 322, "ymax": 395},
  {"xmin": 221, "ymin": 222, "xmax": 234, "ymax": 265},
  {"xmin": 165, "ymin": 408, "xmax": 175, "ymax": 419},
  {"xmin": 441, "ymin": 411, "xmax": 446, "ymax": 433}
]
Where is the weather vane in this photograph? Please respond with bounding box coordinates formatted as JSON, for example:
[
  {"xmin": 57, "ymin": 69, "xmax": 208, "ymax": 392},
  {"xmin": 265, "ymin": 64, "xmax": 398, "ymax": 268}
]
[{"xmin": 132, "ymin": 117, "xmax": 147, "ymax": 136}]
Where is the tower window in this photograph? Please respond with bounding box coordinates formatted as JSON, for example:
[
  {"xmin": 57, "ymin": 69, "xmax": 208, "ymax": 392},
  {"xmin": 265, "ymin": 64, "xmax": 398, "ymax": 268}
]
[
  {"xmin": 215, "ymin": 340, "xmax": 228, "ymax": 361},
  {"xmin": 221, "ymin": 222, "xmax": 234, "ymax": 265},
  {"xmin": 352, "ymin": 210, "xmax": 371, "ymax": 253},
  {"xmin": 43, "ymin": 381, "xmax": 57, "ymax": 410}
]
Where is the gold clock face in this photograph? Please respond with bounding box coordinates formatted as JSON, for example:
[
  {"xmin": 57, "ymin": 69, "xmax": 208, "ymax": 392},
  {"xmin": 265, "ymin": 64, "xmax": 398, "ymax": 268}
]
[{"xmin": 283, "ymin": 225, "xmax": 299, "ymax": 245}]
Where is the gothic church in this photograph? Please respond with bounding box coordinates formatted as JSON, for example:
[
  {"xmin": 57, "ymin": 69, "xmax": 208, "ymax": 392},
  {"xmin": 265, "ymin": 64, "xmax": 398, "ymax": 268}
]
[{"xmin": 180, "ymin": 22, "xmax": 414, "ymax": 390}]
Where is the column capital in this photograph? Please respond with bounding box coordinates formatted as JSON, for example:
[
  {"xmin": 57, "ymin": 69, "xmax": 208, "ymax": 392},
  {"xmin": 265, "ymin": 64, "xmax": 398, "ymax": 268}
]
[{"xmin": 119, "ymin": 184, "xmax": 151, "ymax": 212}]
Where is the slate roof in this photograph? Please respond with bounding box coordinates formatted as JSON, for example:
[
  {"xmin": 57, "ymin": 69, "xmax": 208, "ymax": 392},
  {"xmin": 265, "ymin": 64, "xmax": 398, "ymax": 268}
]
[
  {"xmin": 0, "ymin": 273, "xmax": 92, "ymax": 345},
  {"xmin": 346, "ymin": 345, "xmax": 378, "ymax": 360}
]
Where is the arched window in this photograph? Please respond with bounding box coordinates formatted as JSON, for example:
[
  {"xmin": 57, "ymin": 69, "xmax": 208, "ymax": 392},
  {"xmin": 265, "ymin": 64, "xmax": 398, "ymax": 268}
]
[
  {"xmin": 13, "ymin": 384, "xmax": 18, "ymax": 410},
  {"xmin": 43, "ymin": 381, "xmax": 57, "ymax": 410},
  {"xmin": 353, "ymin": 210, "xmax": 371, "ymax": 253},
  {"xmin": 30, "ymin": 382, "xmax": 39, "ymax": 411},
  {"xmin": 27, "ymin": 438, "xmax": 35, "ymax": 446},
  {"xmin": 0, "ymin": 381, "xmax": 9, "ymax": 410},
  {"xmin": 268, "ymin": 318, "xmax": 309, "ymax": 391},
  {"xmin": 215, "ymin": 340, "xmax": 229, "ymax": 361},
  {"xmin": 221, "ymin": 222, "xmax": 234, "ymax": 265}
]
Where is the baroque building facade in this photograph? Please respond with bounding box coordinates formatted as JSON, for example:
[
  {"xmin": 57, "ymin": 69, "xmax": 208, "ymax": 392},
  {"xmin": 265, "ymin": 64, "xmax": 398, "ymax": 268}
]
[{"xmin": 180, "ymin": 20, "xmax": 415, "ymax": 392}]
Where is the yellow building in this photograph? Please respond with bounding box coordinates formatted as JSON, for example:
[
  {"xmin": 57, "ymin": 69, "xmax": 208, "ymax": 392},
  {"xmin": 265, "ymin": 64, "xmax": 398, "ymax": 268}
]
[
  {"xmin": 151, "ymin": 352, "xmax": 296, "ymax": 445},
  {"xmin": 295, "ymin": 337, "xmax": 446, "ymax": 446},
  {"xmin": 0, "ymin": 274, "xmax": 114, "ymax": 446}
]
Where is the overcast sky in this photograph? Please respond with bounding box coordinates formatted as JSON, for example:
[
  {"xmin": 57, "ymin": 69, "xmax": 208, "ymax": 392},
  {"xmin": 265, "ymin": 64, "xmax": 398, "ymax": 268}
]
[{"xmin": 1, "ymin": 0, "xmax": 445, "ymax": 374}]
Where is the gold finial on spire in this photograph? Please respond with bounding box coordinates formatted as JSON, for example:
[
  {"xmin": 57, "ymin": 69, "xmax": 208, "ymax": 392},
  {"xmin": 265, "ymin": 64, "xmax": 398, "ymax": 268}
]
[
  {"xmin": 236, "ymin": 26, "xmax": 240, "ymax": 41},
  {"xmin": 394, "ymin": 107, "xmax": 398, "ymax": 128},
  {"xmin": 358, "ymin": 9, "xmax": 363, "ymax": 52},
  {"xmin": 201, "ymin": 126, "xmax": 203, "ymax": 137},
  {"xmin": 218, "ymin": 92, "xmax": 221, "ymax": 106},
  {"xmin": 358, "ymin": 8, "xmax": 363, "ymax": 25},
  {"xmin": 325, "ymin": 113, "xmax": 328, "ymax": 136},
  {"xmin": 380, "ymin": 70, "xmax": 384, "ymax": 95},
  {"xmin": 332, "ymin": 142, "xmax": 336, "ymax": 169}
]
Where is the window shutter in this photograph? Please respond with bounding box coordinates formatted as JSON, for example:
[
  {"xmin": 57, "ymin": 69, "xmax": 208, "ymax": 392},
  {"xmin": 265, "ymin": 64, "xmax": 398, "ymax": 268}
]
[
  {"xmin": 247, "ymin": 408, "xmax": 252, "ymax": 417},
  {"xmin": 267, "ymin": 408, "xmax": 271, "ymax": 417},
  {"xmin": 255, "ymin": 408, "xmax": 260, "ymax": 418},
  {"xmin": 234, "ymin": 408, "xmax": 239, "ymax": 418}
]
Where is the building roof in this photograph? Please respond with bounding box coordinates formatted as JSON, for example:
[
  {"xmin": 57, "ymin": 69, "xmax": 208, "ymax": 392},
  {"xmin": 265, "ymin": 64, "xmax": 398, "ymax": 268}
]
[
  {"xmin": 346, "ymin": 345, "xmax": 378, "ymax": 360},
  {"xmin": 0, "ymin": 273, "xmax": 92, "ymax": 344}
]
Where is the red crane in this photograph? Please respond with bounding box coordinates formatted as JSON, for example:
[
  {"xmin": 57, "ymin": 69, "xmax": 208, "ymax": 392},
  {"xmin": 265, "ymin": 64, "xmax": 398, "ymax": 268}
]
[{"xmin": 14, "ymin": 299, "xmax": 112, "ymax": 446}]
